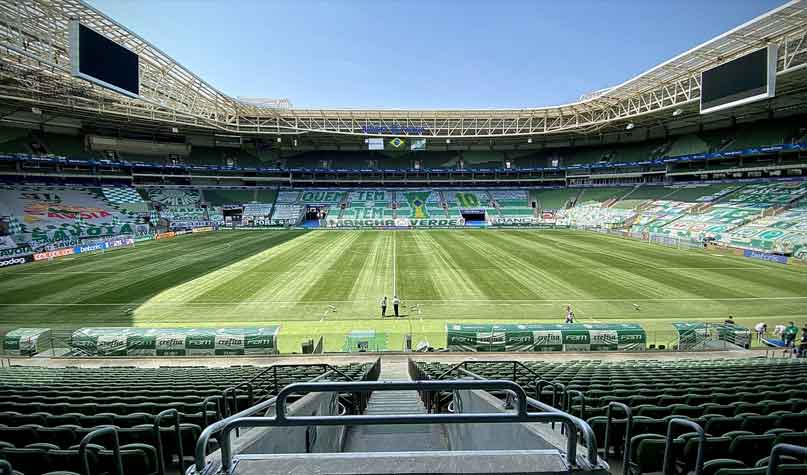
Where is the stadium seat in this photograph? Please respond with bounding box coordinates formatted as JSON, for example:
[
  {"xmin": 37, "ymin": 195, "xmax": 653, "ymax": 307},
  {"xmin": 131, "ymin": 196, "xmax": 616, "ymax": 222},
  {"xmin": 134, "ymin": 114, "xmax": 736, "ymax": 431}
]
[{"xmin": 728, "ymin": 434, "xmax": 776, "ymax": 466}]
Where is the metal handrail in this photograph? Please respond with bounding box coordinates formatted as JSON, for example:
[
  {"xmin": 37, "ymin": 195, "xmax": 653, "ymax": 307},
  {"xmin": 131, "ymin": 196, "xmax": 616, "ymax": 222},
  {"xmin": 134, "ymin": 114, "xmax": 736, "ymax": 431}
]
[
  {"xmin": 535, "ymin": 379, "xmax": 567, "ymax": 408},
  {"xmin": 222, "ymin": 363, "xmax": 356, "ymax": 410},
  {"xmin": 217, "ymin": 380, "xmax": 582, "ymax": 474},
  {"xmin": 604, "ymin": 402, "xmax": 633, "ymax": 475},
  {"xmin": 192, "ymin": 369, "xmax": 339, "ymax": 474},
  {"xmin": 80, "ymin": 426, "xmax": 123, "ymax": 475},
  {"xmin": 767, "ymin": 443, "xmax": 807, "ymax": 475},
  {"xmin": 0, "ymin": 460, "xmax": 12, "ymax": 475},
  {"xmin": 155, "ymin": 408, "xmax": 184, "ymax": 475},
  {"xmin": 662, "ymin": 418, "xmax": 704, "ymax": 475},
  {"xmin": 201, "ymin": 395, "xmax": 223, "ymax": 427},
  {"xmin": 455, "ymin": 366, "xmax": 600, "ymax": 468}
]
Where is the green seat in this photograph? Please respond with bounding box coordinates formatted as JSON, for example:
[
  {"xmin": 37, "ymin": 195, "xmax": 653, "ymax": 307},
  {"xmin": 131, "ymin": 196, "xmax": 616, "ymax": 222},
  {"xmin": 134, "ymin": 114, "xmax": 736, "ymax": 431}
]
[
  {"xmin": 0, "ymin": 448, "xmax": 47, "ymax": 475},
  {"xmin": 729, "ymin": 434, "xmax": 776, "ymax": 466},
  {"xmin": 680, "ymin": 437, "xmax": 732, "ymax": 472},
  {"xmin": 715, "ymin": 465, "xmax": 807, "ymax": 475},
  {"xmin": 629, "ymin": 433, "xmax": 666, "ymax": 475},
  {"xmin": 741, "ymin": 416, "xmax": 779, "ymax": 434},
  {"xmin": 704, "ymin": 405, "xmax": 737, "ymax": 417},
  {"xmin": 36, "ymin": 427, "xmax": 77, "ymax": 449},
  {"xmin": 774, "ymin": 432, "xmax": 807, "ymax": 447},
  {"xmin": 776, "ymin": 413, "xmax": 807, "ymax": 432},
  {"xmin": 703, "ymin": 459, "xmax": 746, "ymax": 475},
  {"xmin": 45, "ymin": 449, "xmax": 92, "ymax": 475}
]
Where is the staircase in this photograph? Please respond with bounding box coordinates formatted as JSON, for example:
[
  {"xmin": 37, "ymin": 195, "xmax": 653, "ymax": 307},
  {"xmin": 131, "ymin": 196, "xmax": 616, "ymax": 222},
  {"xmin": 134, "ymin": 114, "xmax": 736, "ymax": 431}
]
[{"xmin": 342, "ymin": 359, "xmax": 449, "ymax": 452}]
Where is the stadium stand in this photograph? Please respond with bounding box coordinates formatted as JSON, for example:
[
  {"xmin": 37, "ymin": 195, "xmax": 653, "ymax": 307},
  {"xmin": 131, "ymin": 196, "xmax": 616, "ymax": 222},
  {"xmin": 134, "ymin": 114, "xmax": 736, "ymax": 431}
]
[
  {"xmin": 0, "ymin": 185, "xmax": 146, "ymax": 246},
  {"xmin": 0, "ymin": 362, "xmax": 373, "ymax": 475},
  {"xmin": 653, "ymin": 182, "xmax": 807, "ymax": 241},
  {"xmin": 442, "ymin": 190, "xmax": 494, "ymax": 219},
  {"xmin": 416, "ymin": 358, "xmax": 807, "ymax": 474},
  {"xmin": 201, "ymin": 189, "xmax": 257, "ymax": 207},
  {"xmin": 341, "ymin": 190, "xmax": 395, "ymax": 219},
  {"xmin": 489, "ymin": 189, "xmax": 533, "ymax": 217}
]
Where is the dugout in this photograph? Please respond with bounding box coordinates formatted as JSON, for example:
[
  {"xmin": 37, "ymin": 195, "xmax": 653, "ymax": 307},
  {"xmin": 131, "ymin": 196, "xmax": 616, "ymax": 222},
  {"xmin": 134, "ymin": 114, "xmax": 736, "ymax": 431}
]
[
  {"xmin": 2, "ymin": 328, "xmax": 51, "ymax": 356},
  {"xmin": 445, "ymin": 323, "xmax": 646, "ymax": 352},
  {"xmin": 70, "ymin": 326, "xmax": 280, "ymax": 356}
]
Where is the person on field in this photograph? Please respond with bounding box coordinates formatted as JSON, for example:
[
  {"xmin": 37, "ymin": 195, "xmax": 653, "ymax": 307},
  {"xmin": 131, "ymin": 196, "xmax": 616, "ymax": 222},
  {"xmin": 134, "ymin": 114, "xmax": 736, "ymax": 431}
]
[
  {"xmin": 393, "ymin": 295, "xmax": 400, "ymax": 317},
  {"xmin": 724, "ymin": 315, "xmax": 736, "ymax": 325},
  {"xmin": 565, "ymin": 305, "xmax": 575, "ymax": 324},
  {"xmin": 754, "ymin": 322, "xmax": 767, "ymax": 343},
  {"xmin": 799, "ymin": 326, "xmax": 807, "ymax": 357},
  {"xmin": 380, "ymin": 296, "xmax": 387, "ymax": 318},
  {"xmin": 784, "ymin": 322, "xmax": 799, "ymax": 349}
]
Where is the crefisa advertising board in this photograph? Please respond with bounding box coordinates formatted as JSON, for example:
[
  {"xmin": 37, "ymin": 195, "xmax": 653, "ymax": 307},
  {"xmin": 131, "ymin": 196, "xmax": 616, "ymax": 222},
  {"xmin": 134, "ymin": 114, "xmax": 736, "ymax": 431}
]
[{"xmin": 445, "ymin": 323, "xmax": 646, "ymax": 352}]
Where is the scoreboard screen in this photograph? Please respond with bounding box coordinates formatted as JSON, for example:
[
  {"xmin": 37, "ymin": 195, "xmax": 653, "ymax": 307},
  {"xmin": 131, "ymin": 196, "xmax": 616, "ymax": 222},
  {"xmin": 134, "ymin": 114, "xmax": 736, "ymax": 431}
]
[
  {"xmin": 70, "ymin": 21, "xmax": 140, "ymax": 97},
  {"xmin": 700, "ymin": 45, "xmax": 776, "ymax": 114}
]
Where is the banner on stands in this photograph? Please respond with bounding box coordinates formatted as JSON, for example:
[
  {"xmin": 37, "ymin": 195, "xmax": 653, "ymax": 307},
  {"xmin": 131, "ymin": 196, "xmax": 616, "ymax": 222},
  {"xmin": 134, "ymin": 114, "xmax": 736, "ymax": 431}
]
[
  {"xmin": 0, "ymin": 245, "xmax": 33, "ymax": 258},
  {"xmin": 33, "ymin": 247, "xmax": 74, "ymax": 261},
  {"xmin": 491, "ymin": 216, "xmax": 536, "ymax": 226},
  {"xmin": 155, "ymin": 232, "xmax": 176, "ymax": 240},
  {"xmin": 743, "ymin": 249, "xmax": 788, "ymax": 264},
  {"xmin": 192, "ymin": 226, "xmax": 214, "ymax": 233},
  {"xmin": 0, "ymin": 254, "xmax": 33, "ymax": 267}
]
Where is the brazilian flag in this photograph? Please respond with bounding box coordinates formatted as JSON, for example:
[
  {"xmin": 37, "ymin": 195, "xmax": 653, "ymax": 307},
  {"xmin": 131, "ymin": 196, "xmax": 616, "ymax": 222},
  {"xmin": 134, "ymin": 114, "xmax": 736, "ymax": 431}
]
[{"xmin": 404, "ymin": 191, "xmax": 431, "ymax": 218}]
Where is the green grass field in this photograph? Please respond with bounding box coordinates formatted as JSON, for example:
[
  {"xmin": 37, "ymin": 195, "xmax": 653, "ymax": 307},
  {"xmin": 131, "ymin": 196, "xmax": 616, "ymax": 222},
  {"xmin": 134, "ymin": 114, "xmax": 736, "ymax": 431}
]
[{"xmin": 1, "ymin": 229, "xmax": 805, "ymax": 353}]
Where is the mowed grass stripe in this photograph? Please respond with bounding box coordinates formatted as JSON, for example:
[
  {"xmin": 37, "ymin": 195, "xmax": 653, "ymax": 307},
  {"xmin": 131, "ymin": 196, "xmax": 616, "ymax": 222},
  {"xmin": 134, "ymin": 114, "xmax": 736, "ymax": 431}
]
[
  {"xmin": 535, "ymin": 231, "xmax": 804, "ymax": 299},
  {"xmin": 0, "ymin": 231, "xmax": 307, "ymax": 328}
]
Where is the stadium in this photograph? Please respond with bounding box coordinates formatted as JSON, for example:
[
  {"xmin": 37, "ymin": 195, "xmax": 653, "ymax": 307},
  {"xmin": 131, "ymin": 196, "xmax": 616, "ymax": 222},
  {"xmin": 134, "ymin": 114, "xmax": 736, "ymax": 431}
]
[{"xmin": 0, "ymin": 0, "xmax": 806, "ymax": 473}]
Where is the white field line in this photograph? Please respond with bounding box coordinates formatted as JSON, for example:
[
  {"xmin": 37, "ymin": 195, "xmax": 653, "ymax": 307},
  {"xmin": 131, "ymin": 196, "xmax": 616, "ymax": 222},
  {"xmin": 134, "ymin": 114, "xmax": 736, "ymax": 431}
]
[
  {"xmin": 392, "ymin": 231, "xmax": 397, "ymax": 297},
  {"xmin": 4, "ymin": 296, "xmax": 807, "ymax": 306},
  {"xmin": 4, "ymin": 266, "xmax": 787, "ymax": 276}
]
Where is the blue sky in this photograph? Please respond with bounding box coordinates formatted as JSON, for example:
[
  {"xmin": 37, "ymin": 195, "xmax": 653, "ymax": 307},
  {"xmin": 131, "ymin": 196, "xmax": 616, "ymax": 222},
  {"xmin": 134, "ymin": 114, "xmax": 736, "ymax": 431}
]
[{"xmin": 88, "ymin": 0, "xmax": 784, "ymax": 109}]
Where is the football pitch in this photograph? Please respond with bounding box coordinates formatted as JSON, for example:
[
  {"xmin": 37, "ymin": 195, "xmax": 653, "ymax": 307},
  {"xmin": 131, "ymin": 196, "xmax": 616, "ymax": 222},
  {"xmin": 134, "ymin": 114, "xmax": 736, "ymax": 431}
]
[{"xmin": 1, "ymin": 229, "xmax": 805, "ymax": 353}]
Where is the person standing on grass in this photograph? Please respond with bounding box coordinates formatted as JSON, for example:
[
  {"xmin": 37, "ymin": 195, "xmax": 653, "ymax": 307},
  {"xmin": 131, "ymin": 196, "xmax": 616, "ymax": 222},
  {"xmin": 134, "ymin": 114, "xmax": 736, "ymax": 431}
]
[
  {"xmin": 754, "ymin": 322, "xmax": 767, "ymax": 343},
  {"xmin": 565, "ymin": 305, "xmax": 575, "ymax": 324},
  {"xmin": 380, "ymin": 296, "xmax": 387, "ymax": 318},
  {"xmin": 393, "ymin": 295, "xmax": 400, "ymax": 318},
  {"xmin": 784, "ymin": 322, "xmax": 799, "ymax": 350}
]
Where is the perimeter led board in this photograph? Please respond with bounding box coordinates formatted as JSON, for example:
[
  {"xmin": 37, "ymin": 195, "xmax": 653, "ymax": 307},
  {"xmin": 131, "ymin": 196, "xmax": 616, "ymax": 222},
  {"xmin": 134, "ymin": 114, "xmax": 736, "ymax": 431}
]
[
  {"xmin": 700, "ymin": 45, "xmax": 777, "ymax": 114},
  {"xmin": 70, "ymin": 21, "xmax": 140, "ymax": 97}
]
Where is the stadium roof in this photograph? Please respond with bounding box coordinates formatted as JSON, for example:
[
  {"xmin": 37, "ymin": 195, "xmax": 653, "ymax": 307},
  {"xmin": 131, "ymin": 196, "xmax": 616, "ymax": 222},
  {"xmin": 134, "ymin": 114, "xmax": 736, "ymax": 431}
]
[{"xmin": 0, "ymin": 0, "xmax": 806, "ymax": 141}]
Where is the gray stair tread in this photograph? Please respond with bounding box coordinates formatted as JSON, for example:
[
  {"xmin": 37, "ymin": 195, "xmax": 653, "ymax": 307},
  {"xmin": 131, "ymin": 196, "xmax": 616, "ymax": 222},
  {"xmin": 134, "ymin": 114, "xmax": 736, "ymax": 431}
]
[
  {"xmin": 343, "ymin": 360, "xmax": 449, "ymax": 452},
  {"xmin": 233, "ymin": 449, "xmax": 569, "ymax": 474}
]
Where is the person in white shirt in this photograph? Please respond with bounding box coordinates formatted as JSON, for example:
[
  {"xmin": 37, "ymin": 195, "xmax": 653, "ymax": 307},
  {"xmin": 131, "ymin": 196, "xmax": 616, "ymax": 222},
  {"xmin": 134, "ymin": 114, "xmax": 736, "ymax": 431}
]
[
  {"xmin": 565, "ymin": 305, "xmax": 575, "ymax": 324},
  {"xmin": 754, "ymin": 322, "xmax": 767, "ymax": 343},
  {"xmin": 393, "ymin": 295, "xmax": 400, "ymax": 317}
]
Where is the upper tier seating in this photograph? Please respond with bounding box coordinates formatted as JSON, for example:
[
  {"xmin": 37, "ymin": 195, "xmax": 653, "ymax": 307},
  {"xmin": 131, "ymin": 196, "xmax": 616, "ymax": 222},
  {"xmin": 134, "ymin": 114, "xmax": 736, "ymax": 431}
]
[{"xmin": 0, "ymin": 363, "xmax": 373, "ymax": 475}]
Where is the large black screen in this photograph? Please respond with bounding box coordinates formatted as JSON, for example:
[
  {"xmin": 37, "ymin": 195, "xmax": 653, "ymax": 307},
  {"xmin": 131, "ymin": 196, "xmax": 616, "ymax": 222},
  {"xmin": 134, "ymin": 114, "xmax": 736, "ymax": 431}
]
[
  {"xmin": 71, "ymin": 22, "xmax": 139, "ymax": 96},
  {"xmin": 700, "ymin": 47, "xmax": 774, "ymax": 114}
]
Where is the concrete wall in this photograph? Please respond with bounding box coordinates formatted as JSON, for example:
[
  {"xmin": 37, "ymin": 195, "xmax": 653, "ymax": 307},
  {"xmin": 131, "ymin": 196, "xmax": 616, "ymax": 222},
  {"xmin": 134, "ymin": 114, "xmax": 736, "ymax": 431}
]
[
  {"xmin": 202, "ymin": 391, "xmax": 346, "ymax": 472},
  {"xmin": 234, "ymin": 391, "xmax": 346, "ymax": 455},
  {"xmin": 447, "ymin": 389, "xmax": 607, "ymax": 472},
  {"xmin": 446, "ymin": 389, "xmax": 557, "ymax": 451}
]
